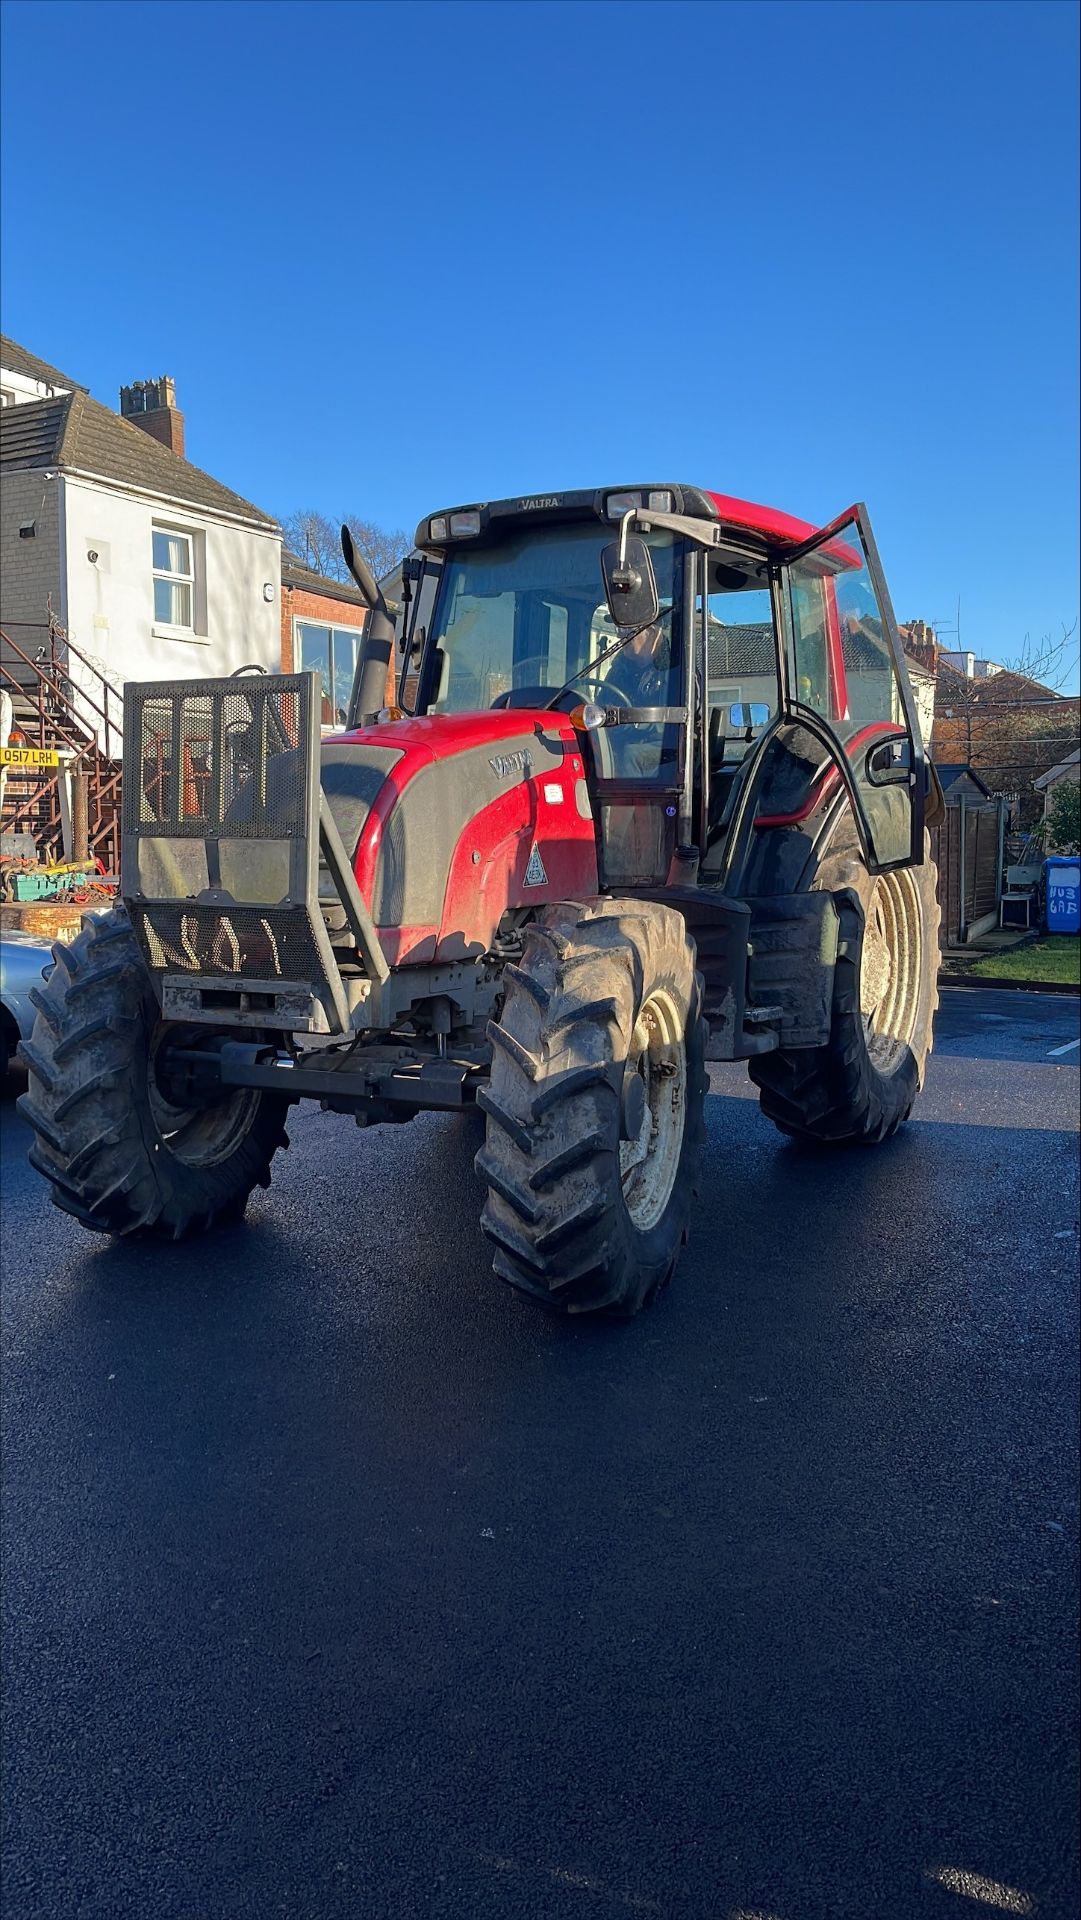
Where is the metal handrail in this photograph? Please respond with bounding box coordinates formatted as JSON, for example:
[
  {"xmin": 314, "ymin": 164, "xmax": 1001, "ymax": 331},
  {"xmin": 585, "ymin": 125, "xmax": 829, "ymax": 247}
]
[
  {"xmin": 1, "ymin": 625, "xmax": 122, "ymax": 758},
  {"xmin": 47, "ymin": 625, "xmax": 124, "ymax": 762},
  {"xmin": 1, "ymin": 622, "xmax": 125, "ymax": 869}
]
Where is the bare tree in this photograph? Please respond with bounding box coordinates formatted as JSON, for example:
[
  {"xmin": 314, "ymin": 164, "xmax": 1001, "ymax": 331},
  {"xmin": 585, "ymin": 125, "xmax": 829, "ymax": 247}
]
[
  {"xmin": 280, "ymin": 511, "xmax": 410, "ymax": 588},
  {"xmin": 343, "ymin": 518, "xmax": 411, "ymax": 587},
  {"xmin": 280, "ymin": 509, "xmax": 346, "ymax": 581},
  {"xmin": 999, "ymin": 619, "xmax": 1079, "ymax": 693}
]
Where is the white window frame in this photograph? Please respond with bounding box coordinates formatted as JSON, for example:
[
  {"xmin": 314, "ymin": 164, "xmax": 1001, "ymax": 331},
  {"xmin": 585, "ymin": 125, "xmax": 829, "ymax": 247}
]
[
  {"xmin": 293, "ymin": 618, "xmax": 364, "ymax": 721},
  {"xmin": 152, "ymin": 524, "xmax": 196, "ymax": 634}
]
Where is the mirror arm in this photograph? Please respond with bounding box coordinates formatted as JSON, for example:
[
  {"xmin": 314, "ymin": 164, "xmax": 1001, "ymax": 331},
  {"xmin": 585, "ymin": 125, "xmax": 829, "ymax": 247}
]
[
  {"xmin": 634, "ymin": 510, "xmax": 726, "ymax": 548},
  {"xmin": 613, "ymin": 506, "xmax": 723, "ymax": 552}
]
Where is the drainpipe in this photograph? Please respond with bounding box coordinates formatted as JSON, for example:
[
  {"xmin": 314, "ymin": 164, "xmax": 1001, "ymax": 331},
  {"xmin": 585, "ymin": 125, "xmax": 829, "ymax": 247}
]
[
  {"xmin": 996, "ymin": 796, "xmax": 1006, "ymax": 921},
  {"xmin": 958, "ymin": 793, "xmax": 967, "ymax": 944}
]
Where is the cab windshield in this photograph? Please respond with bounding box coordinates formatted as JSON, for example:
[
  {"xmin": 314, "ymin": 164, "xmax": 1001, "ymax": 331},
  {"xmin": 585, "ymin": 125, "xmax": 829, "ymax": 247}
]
[{"xmin": 424, "ymin": 522, "xmax": 684, "ymax": 730}]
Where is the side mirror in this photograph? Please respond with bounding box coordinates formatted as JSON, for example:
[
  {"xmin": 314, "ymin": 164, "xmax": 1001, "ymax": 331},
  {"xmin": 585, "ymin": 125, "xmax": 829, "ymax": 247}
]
[
  {"xmin": 729, "ymin": 702, "xmax": 770, "ymax": 733},
  {"xmin": 600, "ymin": 535, "xmax": 659, "ymax": 631}
]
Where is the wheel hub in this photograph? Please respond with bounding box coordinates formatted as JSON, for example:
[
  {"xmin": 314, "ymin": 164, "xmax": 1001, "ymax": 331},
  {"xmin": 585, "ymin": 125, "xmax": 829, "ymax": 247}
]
[
  {"xmin": 619, "ymin": 989, "xmax": 687, "ymax": 1233},
  {"xmin": 860, "ymin": 906, "xmax": 893, "ymax": 1018},
  {"xmin": 859, "ymin": 871, "xmax": 924, "ymax": 1076},
  {"xmin": 148, "ymin": 1026, "xmax": 261, "ymax": 1168}
]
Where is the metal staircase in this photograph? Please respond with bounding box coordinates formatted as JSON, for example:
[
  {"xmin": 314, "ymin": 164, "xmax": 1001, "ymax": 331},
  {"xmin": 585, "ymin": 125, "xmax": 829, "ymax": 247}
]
[{"xmin": 1, "ymin": 612, "xmax": 124, "ymax": 872}]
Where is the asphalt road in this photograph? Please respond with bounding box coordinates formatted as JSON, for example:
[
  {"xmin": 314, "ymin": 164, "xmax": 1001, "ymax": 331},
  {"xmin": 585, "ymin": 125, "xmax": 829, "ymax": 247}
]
[{"xmin": 2, "ymin": 988, "xmax": 1078, "ymax": 1920}]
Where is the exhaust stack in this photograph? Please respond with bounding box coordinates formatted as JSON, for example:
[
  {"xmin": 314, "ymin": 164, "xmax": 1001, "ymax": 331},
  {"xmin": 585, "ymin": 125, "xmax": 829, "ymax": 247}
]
[{"xmin": 341, "ymin": 526, "xmax": 397, "ymax": 721}]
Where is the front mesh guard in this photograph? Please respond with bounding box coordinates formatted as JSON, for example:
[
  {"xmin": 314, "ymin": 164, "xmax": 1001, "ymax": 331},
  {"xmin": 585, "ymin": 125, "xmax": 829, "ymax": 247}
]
[{"xmin": 120, "ymin": 672, "xmax": 387, "ymax": 1033}]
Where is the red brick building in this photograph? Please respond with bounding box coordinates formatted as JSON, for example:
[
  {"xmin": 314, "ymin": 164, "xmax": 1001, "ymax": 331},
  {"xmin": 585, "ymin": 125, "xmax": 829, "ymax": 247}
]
[{"xmin": 279, "ymin": 554, "xmax": 393, "ymax": 722}]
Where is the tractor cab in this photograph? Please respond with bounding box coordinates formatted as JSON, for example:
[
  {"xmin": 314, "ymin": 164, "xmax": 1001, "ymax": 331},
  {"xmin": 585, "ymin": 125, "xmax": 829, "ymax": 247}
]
[{"xmin": 390, "ymin": 484, "xmax": 926, "ymax": 893}]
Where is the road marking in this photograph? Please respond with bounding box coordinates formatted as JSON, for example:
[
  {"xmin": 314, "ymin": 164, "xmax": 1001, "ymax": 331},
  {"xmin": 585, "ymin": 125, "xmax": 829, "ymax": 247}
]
[{"xmin": 1047, "ymin": 1037, "xmax": 1080, "ymax": 1057}]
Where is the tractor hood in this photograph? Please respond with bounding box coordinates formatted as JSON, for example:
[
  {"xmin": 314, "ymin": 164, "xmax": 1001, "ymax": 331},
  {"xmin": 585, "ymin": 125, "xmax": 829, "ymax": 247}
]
[{"xmin": 319, "ymin": 709, "xmax": 598, "ymax": 965}]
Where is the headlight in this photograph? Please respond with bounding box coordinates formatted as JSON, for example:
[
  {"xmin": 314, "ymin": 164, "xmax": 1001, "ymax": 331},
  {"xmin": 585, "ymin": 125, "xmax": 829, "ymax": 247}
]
[{"xmin": 606, "ymin": 489, "xmax": 673, "ymax": 519}]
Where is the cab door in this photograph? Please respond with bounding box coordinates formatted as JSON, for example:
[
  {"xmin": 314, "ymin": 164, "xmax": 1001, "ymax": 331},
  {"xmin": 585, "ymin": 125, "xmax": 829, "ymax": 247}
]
[{"xmin": 779, "ymin": 505, "xmax": 925, "ymax": 869}]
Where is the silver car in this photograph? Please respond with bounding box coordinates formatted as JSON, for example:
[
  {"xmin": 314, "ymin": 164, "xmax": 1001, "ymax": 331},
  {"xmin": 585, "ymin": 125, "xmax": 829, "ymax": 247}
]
[{"xmin": 1, "ymin": 933, "xmax": 54, "ymax": 1087}]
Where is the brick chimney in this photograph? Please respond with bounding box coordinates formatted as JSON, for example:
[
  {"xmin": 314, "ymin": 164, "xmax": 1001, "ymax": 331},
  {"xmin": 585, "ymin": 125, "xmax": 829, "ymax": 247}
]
[
  {"xmin": 119, "ymin": 376, "xmax": 185, "ymax": 458},
  {"xmin": 900, "ymin": 618, "xmax": 940, "ymax": 676}
]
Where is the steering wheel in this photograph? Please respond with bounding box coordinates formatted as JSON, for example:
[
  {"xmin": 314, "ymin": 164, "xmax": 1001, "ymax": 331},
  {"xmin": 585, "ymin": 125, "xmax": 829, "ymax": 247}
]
[
  {"xmin": 562, "ymin": 670, "xmax": 634, "ymax": 707},
  {"xmin": 490, "ymin": 681, "xmax": 634, "ymax": 714}
]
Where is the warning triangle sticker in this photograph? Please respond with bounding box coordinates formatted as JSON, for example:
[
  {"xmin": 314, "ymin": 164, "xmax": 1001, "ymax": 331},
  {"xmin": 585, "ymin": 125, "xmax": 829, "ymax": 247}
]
[{"xmin": 524, "ymin": 843, "xmax": 548, "ymax": 887}]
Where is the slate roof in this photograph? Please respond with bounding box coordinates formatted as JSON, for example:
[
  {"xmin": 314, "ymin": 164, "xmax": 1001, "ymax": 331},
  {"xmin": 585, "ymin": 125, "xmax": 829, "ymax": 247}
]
[
  {"xmin": 0, "ymin": 389, "xmax": 276, "ymax": 529},
  {"xmin": 280, "ymin": 551, "xmax": 367, "ymax": 607},
  {"xmin": 707, "ymin": 619, "xmax": 775, "ymax": 680},
  {"xmin": 0, "ymin": 334, "xmax": 87, "ymax": 392},
  {"xmin": 936, "ymin": 658, "xmax": 1065, "ymax": 704},
  {"xmin": 0, "ymin": 395, "xmax": 70, "ymax": 466}
]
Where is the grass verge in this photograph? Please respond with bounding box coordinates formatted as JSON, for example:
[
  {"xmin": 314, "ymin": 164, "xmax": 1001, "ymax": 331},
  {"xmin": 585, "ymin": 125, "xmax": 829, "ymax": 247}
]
[{"xmin": 948, "ymin": 935, "xmax": 1081, "ymax": 987}]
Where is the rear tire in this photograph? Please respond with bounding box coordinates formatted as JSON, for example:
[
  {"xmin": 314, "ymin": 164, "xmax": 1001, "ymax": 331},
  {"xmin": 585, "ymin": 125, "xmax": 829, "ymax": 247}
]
[
  {"xmin": 18, "ymin": 908, "xmax": 290, "ymax": 1238},
  {"xmin": 477, "ymin": 900, "xmax": 707, "ymax": 1316},
  {"xmin": 750, "ymin": 820, "xmax": 940, "ymax": 1145},
  {"xmin": 1, "ymin": 1011, "xmax": 17, "ymax": 1093}
]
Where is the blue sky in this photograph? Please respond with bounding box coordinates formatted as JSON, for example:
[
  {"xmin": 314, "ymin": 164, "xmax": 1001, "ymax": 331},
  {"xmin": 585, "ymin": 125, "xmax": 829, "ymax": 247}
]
[{"xmin": 2, "ymin": 0, "xmax": 1078, "ymax": 682}]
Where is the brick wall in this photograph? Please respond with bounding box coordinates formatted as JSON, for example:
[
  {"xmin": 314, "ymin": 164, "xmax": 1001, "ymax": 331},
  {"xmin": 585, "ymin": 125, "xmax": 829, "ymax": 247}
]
[
  {"xmin": 0, "ymin": 469, "xmax": 62, "ymax": 674},
  {"xmin": 279, "ymin": 587, "xmax": 394, "ymax": 703}
]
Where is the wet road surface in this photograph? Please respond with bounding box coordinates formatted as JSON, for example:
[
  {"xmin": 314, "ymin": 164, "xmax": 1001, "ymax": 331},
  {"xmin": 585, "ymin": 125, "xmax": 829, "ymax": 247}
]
[{"xmin": 2, "ymin": 988, "xmax": 1078, "ymax": 1919}]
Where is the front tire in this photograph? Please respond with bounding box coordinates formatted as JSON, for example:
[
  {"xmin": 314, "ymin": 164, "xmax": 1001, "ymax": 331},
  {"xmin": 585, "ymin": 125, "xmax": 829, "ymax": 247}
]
[
  {"xmin": 477, "ymin": 900, "xmax": 707, "ymax": 1316},
  {"xmin": 750, "ymin": 821, "xmax": 940, "ymax": 1145},
  {"xmin": 18, "ymin": 909, "xmax": 290, "ymax": 1238}
]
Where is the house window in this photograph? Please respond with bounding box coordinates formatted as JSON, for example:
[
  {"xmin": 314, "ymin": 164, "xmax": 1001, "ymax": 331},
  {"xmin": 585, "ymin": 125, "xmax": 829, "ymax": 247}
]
[
  {"xmin": 295, "ymin": 620, "xmax": 363, "ymax": 724},
  {"xmin": 152, "ymin": 527, "xmax": 194, "ymax": 629}
]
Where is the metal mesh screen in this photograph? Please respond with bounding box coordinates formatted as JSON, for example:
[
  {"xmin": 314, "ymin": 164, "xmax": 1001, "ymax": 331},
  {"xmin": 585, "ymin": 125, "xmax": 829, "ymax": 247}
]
[
  {"xmin": 121, "ymin": 674, "xmax": 351, "ymax": 1022},
  {"xmin": 134, "ymin": 903, "xmax": 325, "ymax": 981},
  {"xmin": 124, "ymin": 676, "xmax": 311, "ymax": 840},
  {"xmin": 138, "ymin": 696, "xmax": 174, "ymax": 825}
]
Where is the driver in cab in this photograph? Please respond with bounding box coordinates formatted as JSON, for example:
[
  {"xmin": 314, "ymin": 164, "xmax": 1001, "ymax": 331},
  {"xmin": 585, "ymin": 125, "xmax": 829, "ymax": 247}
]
[{"xmin": 600, "ymin": 615, "xmax": 673, "ymax": 778}]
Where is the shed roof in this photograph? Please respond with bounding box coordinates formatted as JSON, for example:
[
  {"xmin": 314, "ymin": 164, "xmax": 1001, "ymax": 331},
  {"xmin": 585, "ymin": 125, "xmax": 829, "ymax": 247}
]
[
  {"xmin": 934, "ymin": 762, "xmax": 993, "ymax": 798},
  {"xmin": 1033, "ymin": 747, "xmax": 1081, "ymax": 790}
]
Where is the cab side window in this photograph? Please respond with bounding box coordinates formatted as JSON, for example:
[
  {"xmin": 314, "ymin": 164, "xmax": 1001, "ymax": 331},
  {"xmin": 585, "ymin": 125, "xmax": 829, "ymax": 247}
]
[{"xmin": 702, "ymin": 580, "xmax": 777, "ymax": 763}]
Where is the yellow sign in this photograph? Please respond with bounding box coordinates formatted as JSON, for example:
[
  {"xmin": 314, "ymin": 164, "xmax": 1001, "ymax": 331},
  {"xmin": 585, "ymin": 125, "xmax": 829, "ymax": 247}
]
[{"xmin": 1, "ymin": 746, "xmax": 60, "ymax": 768}]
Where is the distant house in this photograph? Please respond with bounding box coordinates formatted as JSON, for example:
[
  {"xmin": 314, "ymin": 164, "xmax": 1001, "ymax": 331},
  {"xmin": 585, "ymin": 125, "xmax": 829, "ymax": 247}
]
[
  {"xmin": 1033, "ymin": 748, "xmax": 1080, "ymax": 817},
  {"xmin": 931, "ymin": 652, "xmax": 1080, "ymax": 824},
  {"xmin": 938, "ymin": 649, "xmax": 1004, "ymax": 681},
  {"xmin": 897, "ymin": 621, "xmax": 938, "ymax": 748},
  {"xmin": 1, "ymin": 336, "xmax": 281, "ymax": 751},
  {"xmin": 0, "ymin": 338, "xmax": 79, "ymax": 409}
]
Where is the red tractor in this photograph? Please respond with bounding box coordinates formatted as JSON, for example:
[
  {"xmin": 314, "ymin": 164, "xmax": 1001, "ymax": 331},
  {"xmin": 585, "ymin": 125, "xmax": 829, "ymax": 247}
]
[{"xmin": 20, "ymin": 485, "xmax": 942, "ymax": 1316}]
